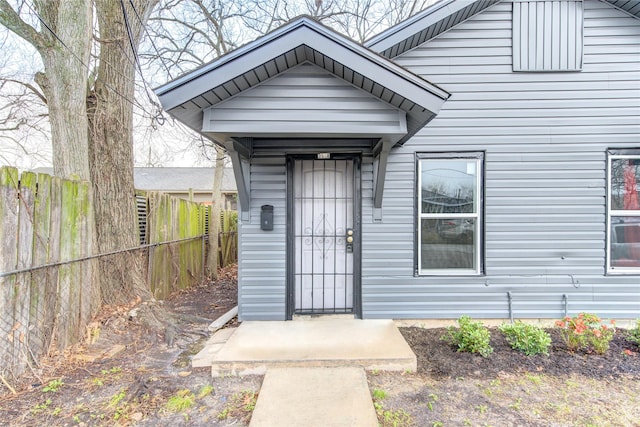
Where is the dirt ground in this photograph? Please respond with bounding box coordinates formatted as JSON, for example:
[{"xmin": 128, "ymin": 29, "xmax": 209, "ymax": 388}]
[
  {"xmin": 0, "ymin": 265, "xmax": 257, "ymax": 427},
  {"xmin": 1, "ymin": 266, "xmax": 639, "ymax": 426}
]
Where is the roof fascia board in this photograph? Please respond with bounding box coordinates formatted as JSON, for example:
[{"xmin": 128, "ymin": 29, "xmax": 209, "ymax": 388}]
[
  {"xmin": 156, "ymin": 18, "xmax": 448, "ymax": 112},
  {"xmin": 365, "ymin": 0, "xmax": 465, "ymax": 52},
  {"xmin": 157, "ymin": 28, "xmax": 311, "ymax": 110},
  {"xmin": 155, "ymin": 17, "xmax": 312, "ymax": 95},
  {"xmin": 300, "ymin": 29, "xmax": 449, "ymax": 111}
]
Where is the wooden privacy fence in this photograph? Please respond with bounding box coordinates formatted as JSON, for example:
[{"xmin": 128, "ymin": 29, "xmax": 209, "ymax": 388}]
[
  {"xmin": 144, "ymin": 192, "xmax": 209, "ymax": 300},
  {"xmin": 0, "ymin": 166, "xmax": 95, "ymax": 379},
  {"xmin": 0, "ymin": 167, "xmax": 218, "ymax": 379}
]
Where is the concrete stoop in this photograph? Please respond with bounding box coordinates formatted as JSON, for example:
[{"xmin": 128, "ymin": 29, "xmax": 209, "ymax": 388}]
[{"xmin": 191, "ymin": 319, "xmax": 417, "ymax": 377}]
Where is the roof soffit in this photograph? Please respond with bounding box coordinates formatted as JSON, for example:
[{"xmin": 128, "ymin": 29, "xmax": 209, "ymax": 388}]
[
  {"xmin": 366, "ymin": 0, "xmax": 501, "ymax": 58},
  {"xmin": 605, "ymin": 0, "xmax": 640, "ymax": 19}
]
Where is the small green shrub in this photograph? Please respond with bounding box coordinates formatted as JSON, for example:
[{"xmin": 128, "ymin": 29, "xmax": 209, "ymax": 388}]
[
  {"xmin": 372, "ymin": 388, "xmax": 388, "ymax": 401},
  {"xmin": 499, "ymin": 321, "xmax": 551, "ymax": 356},
  {"xmin": 442, "ymin": 316, "xmax": 493, "ymax": 357},
  {"xmin": 629, "ymin": 320, "xmax": 640, "ymax": 346},
  {"xmin": 42, "ymin": 379, "xmax": 64, "ymax": 393},
  {"xmin": 197, "ymin": 384, "xmax": 214, "ymax": 399},
  {"xmin": 165, "ymin": 390, "xmax": 195, "ymax": 413}
]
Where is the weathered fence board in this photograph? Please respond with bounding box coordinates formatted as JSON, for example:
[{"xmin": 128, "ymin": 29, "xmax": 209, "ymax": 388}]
[
  {"xmin": 146, "ymin": 192, "xmax": 208, "ymax": 300},
  {"xmin": 0, "ymin": 167, "xmax": 19, "ymax": 372},
  {"xmin": 15, "ymin": 172, "xmax": 36, "ymax": 371},
  {"xmin": 57, "ymin": 179, "xmax": 75, "ymax": 348},
  {"xmin": 30, "ymin": 173, "xmax": 52, "ymax": 360},
  {"xmin": 219, "ymin": 210, "xmax": 238, "ymax": 268},
  {"xmin": 77, "ymin": 182, "xmax": 92, "ymax": 334},
  {"xmin": 47, "ymin": 176, "xmax": 63, "ymax": 352}
]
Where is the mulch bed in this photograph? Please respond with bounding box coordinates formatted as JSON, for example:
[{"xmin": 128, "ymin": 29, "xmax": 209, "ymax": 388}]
[{"xmin": 401, "ymin": 326, "xmax": 640, "ymax": 379}]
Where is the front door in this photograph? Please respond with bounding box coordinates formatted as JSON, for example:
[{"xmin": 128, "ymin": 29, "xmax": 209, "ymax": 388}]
[{"xmin": 288, "ymin": 157, "xmax": 360, "ymax": 317}]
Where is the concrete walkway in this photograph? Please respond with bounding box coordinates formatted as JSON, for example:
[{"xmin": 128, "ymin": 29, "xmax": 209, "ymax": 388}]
[{"xmin": 249, "ymin": 367, "xmax": 378, "ymax": 427}]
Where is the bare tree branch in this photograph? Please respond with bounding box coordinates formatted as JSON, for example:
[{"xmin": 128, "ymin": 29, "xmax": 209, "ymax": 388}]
[
  {"xmin": 0, "ymin": 0, "xmax": 47, "ymax": 52},
  {"xmin": 1, "ymin": 77, "xmax": 46, "ymax": 103}
]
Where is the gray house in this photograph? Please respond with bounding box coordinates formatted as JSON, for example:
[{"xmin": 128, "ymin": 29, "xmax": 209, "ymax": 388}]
[
  {"xmin": 155, "ymin": 0, "xmax": 640, "ymax": 321},
  {"xmin": 134, "ymin": 167, "xmax": 237, "ymax": 208}
]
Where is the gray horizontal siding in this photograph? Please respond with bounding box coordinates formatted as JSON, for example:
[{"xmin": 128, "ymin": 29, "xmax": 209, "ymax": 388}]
[
  {"xmin": 238, "ymin": 160, "xmax": 287, "ymax": 320},
  {"xmin": 202, "ymin": 63, "xmax": 406, "ymax": 137},
  {"xmin": 362, "ymin": 0, "xmax": 640, "ymax": 320}
]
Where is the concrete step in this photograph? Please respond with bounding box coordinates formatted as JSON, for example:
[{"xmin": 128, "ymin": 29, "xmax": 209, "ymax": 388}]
[
  {"xmin": 191, "ymin": 327, "xmax": 237, "ymax": 368},
  {"xmin": 200, "ymin": 319, "xmax": 416, "ymax": 376},
  {"xmin": 249, "ymin": 367, "xmax": 378, "ymax": 427}
]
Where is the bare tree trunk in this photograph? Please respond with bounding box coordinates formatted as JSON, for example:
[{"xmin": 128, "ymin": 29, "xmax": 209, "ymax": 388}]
[
  {"xmin": 207, "ymin": 145, "xmax": 225, "ymax": 279},
  {"xmin": 35, "ymin": 0, "xmax": 92, "ymax": 180},
  {"xmin": 88, "ymin": 0, "xmax": 157, "ymax": 304},
  {"xmin": 0, "ymin": 0, "xmax": 92, "ymax": 180}
]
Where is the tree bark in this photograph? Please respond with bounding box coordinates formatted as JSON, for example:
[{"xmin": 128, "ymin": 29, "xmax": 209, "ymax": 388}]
[
  {"xmin": 0, "ymin": 0, "xmax": 92, "ymax": 180},
  {"xmin": 88, "ymin": 0, "xmax": 158, "ymax": 304},
  {"xmin": 36, "ymin": 0, "xmax": 92, "ymax": 180}
]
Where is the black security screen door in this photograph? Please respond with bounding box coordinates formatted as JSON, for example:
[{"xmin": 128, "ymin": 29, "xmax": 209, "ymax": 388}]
[{"xmin": 292, "ymin": 159, "xmax": 356, "ymax": 314}]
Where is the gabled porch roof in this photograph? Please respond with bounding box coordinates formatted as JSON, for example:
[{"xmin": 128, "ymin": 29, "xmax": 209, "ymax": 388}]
[
  {"xmin": 155, "ymin": 16, "xmax": 449, "ymax": 147},
  {"xmin": 155, "ymin": 16, "xmax": 450, "ymax": 212}
]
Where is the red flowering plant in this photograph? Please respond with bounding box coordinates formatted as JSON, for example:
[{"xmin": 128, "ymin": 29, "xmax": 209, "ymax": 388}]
[{"xmin": 555, "ymin": 313, "xmax": 616, "ymax": 355}]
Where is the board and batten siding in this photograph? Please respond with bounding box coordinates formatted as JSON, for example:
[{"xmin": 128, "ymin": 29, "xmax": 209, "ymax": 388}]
[
  {"xmin": 202, "ymin": 63, "xmax": 406, "ymax": 137},
  {"xmin": 513, "ymin": 0, "xmax": 584, "ymax": 71},
  {"xmin": 238, "ymin": 159, "xmax": 288, "ymax": 320},
  {"xmin": 362, "ymin": 0, "xmax": 640, "ymax": 319}
]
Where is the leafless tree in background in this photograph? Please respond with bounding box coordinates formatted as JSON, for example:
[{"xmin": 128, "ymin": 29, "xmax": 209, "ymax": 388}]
[{"xmin": 0, "ymin": 0, "xmax": 165, "ymax": 313}]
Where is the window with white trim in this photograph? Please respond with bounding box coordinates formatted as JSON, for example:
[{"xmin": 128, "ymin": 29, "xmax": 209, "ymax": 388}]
[
  {"xmin": 608, "ymin": 151, "xmax": 640, "ymax": 273},
  {"xmin": 417, "ymin": 153, "xmax": 483, "ymax": 275}
]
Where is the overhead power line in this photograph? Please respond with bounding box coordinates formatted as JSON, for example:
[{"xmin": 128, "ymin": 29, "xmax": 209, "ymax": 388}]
[
  {"xmin": 119, "ymin": 0, "xmax": 165, "ymax": 126},
  {"xmin": 128, "ymin": 0, "xmax": 174, "ymax": 79}
]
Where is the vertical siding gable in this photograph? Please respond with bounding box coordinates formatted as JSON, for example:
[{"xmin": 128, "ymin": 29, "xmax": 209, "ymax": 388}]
[{"xmin": 513, "ymin": 0, "xmax": 584, "ymax": 71}]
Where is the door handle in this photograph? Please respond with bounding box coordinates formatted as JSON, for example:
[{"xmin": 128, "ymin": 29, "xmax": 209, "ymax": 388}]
[{"xmin": 346, "ymin": 228, "xmax": 354, "ymax": 252}]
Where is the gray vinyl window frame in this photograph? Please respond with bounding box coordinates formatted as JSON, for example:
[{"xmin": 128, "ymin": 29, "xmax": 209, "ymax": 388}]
[
  {"xmin": 606, "ymin": 149, "xmax": 640, "ymax": 275},
  {"xmin": 415, "ymin": 152, "xmax": 485, "ymax": 276}
]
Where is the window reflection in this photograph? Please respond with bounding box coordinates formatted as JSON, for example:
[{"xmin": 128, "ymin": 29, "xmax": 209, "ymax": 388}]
[
  {"xmin": 610, "ymin": 217, "xmax": 640, "ymax": 268},
  {"xmin": 611, "ymin": 159, "xmax": 640, "ymax": 211},
  {"xmin": 421, "ymin": 160, "xmax": 476, "ymax": 214},
  {"xmin": 421, "ymin": 219, "xmax": 476, "ymax": 270}
]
